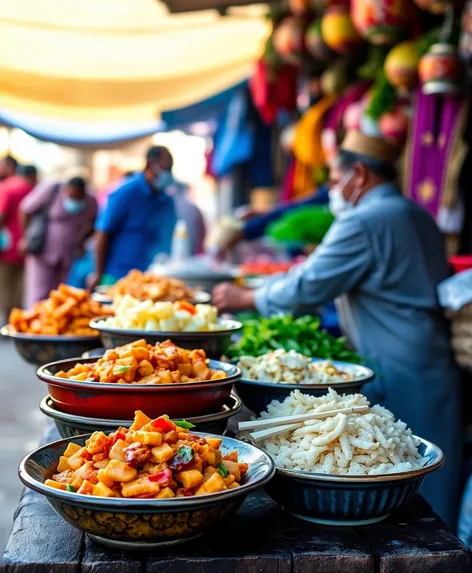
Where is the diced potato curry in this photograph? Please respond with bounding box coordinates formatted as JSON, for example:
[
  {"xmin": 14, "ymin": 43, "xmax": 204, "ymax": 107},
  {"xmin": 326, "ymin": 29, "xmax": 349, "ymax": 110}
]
[
  {"xmin": 9, "ymin": 284, "xmax": 113, "ymax": 336},
  {"xmin": 46, "ymin": 411, "xmax": 248, "ymax": 498},
  {"xmin": 55, "ymin": 339, "xmax": 228, "ymax": 384}
]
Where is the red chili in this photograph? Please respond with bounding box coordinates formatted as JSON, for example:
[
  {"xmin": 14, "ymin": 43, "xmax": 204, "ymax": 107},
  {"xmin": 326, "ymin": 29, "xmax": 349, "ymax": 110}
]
[
  {"xmin": 151, "ymin": 417, "xmax": 176, "ymax": 432},
  {"xmin": 135, "ymin": 493, "xmax": 156, "ymax": 499},
  {"xmin": 148, "ymin": 468, "xmax": 172, "ymax": 485},
  {"xmin": 112, "ymin": 432, "xmax": 126, "ymax": 446},
  {"xmin": 82, "ymin": 450, "xmax": 93, "ymax": 461},
  {"xmin": 175, "ymin": 301, "xmax": 197, "ymax": 315}
]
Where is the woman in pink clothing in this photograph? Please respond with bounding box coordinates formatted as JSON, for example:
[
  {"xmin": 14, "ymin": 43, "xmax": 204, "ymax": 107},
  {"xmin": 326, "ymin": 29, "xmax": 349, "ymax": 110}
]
[{"xmin": 20, "ymin": 177, "xmax": 97, "ymax": 307}]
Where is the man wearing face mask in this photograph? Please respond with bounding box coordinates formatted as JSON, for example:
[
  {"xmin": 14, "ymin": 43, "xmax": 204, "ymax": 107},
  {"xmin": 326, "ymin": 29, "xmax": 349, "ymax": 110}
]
[
  {"xmin": 88, "ymin": 146, "xmax": 177, "ymax": 290},
  {"xmin": 213, "ymin": 130, "xmax": 461, "ymax": 527},
  {"xmin": 20, "ymin": 176, "xmax": 97, "ymax": 306}
]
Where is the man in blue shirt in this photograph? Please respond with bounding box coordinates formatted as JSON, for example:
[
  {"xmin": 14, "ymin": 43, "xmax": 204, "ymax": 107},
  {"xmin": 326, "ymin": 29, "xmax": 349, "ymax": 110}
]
[{"xmin": 88, "ymin": 146, "xmax": 177, "ymax": 289}]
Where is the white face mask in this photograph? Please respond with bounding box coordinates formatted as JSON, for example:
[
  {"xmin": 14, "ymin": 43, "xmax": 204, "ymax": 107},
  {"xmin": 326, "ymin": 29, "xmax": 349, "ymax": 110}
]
[{"xmin": 329, "ymin": 171, "xmax": 355, "ymax": 217}]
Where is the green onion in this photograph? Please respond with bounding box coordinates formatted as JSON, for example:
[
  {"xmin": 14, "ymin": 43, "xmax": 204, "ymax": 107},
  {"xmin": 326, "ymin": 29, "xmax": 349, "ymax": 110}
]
[
  {"xmin": 113, "ymin": 365, "xmax": 131, "ymax": 375},
  {"xmin": 217, "ymin": 463, "xmax": 229, "ymax": 478},
  {"xmin": 66, "ymin": 485, "xmax": 76, "ymax": 493},
  {"xmin": 173, "ymin": 420, "xmax": 195, "ymax": 429}
]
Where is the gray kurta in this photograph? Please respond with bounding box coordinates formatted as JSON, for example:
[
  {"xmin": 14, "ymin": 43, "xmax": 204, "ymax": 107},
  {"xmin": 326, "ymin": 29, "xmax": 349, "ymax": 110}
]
[{"xmin": 255, "ymin": 182, "xmax": 461, "ymax": 528}]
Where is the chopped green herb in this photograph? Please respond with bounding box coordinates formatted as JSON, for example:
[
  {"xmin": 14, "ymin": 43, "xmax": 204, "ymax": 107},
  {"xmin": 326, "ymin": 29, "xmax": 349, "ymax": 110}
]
[
  {"xmin": 66, "ymin": 485, "xmax": 76, "ymax": 493},
  {"xmin": 227, "ymin": 315, "xmax": 361, "ymax": 363},
  {"xmin": 113, "ymin": 365, "xmax": 132, "ymax": 375},
  {"xmin": 217, "ymin": 463, "xmax": 229, "ymax": 478},
  {"xmin": 173, "ymin": 420, "xmax": 195, "ymax": 429}
]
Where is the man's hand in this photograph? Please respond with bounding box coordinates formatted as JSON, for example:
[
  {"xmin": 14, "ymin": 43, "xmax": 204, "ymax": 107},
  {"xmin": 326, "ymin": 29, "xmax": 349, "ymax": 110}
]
[
  {"xmin": 212, "ymin": 282, "xmax": 256, "ymax": 312},
  {"xmin": 86, "ymin": 272, "xmax": 101, "ymax": 293}
]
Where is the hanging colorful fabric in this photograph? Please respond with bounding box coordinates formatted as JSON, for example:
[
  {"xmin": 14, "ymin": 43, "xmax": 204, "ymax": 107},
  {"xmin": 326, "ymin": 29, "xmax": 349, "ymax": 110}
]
[
  {"xmin": 351, "ymin": 0, "xmax": 413, "ymax": 45},
  {"xmin": 403, "ymin": 86, "xmax": 468, "ymax": 225}
]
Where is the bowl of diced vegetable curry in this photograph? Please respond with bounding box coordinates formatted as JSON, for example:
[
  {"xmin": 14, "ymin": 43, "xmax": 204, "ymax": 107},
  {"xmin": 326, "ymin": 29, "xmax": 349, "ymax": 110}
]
[
  {"xmin": 1, "ymin": 284, "xmax": 113, "ymax": 366},
  {"xmin": 36, "ymin": 339, "xmax": 242, "ymax": 419},
  {"xmin": 19, "ymin": 410, "xmax": 275, "ymax": 549}
]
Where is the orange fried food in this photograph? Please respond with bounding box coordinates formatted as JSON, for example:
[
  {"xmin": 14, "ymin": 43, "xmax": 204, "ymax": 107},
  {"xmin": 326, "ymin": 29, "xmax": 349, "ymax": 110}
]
[
  {"xmin": 8, "ymin": 284, "xmax": 113, "ymax": 336},
  {"xmin": 56, "ymin": 339, "xmax": 228, "ymax": 384},
  {"xmin": 106, "ymin": 270, "xmax": 195, "ymax": 302},
  {"xmin": 46, "ymin": 410, "xmax": 247, "ymax": 498}
]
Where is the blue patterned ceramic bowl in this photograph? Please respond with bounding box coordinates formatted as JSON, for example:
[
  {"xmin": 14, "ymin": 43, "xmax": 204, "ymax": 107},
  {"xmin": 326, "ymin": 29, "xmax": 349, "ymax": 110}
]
[
  {"xmin": 39, "ymin": 393, "xmax": 243, "ymax": 438},
  {"xmin": 1, "ymin": 325, "xmax": 100, "ymax": 367},
  {"xmin": 90, "ymin": 317, "xmax": 242, "ymax": 360},
  {"xmin": 19, "ymin": 432, "xmax": 275, "ymax": 549},
  {"xmin": 264, "ymin": 437, "xmax": 443, "ymax": 526},
  {"xmin": 236, "ymin": 360, "xmax": 375, "ymax": 415}
]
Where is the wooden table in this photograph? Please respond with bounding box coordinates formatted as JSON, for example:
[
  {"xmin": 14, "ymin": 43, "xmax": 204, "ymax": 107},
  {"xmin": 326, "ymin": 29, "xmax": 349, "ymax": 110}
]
[{"xmin": 2, "ymin": 426, "xmax": 472, "ymax": 573}]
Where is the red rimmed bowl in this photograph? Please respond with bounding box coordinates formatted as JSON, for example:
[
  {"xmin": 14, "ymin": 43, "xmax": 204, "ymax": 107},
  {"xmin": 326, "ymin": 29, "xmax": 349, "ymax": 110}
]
[
  {"xmin": 36, "ymin": 357, "xmax": 241, "ymax": 419},
  {"xmin": 0, "ymin": 325, "xmax": 100, "ymax": 367},
  {"xmin": 89, "ymin": 317, "xmax": 242, "ymax": 360}
]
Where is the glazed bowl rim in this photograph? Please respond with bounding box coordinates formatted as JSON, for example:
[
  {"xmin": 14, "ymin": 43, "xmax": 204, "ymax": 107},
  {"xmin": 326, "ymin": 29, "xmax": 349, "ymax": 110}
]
[
  {"xmin": 236, "ymin": 358, "xmax": 375, "ymax": 389},
  {"xmin": 1, "ymin": 325, "xmax": 99, "ymax": 343},
  {"xmin": 36, "ymin": 356, "xmax": 242, "ymax": 392},
  {"xmin": 19, "ymin": 431, "xmax": 275, "ymax": 508},
  {"xmin": 39, "ymin": 392, "xmax": 243, "ymax": 426},
  {"xmin": 269, "ymin": 436, "xmax": 443, "ymax": 483},
  {"xmin": 90, "ymin": 316, "xmax": 243, "ymax": 338}
]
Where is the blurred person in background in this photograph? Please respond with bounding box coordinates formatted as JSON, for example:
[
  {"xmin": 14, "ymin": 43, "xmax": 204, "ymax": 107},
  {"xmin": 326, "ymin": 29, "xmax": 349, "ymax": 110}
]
[
  {"xmin": 0, "ymin": 154, "xmax": 18, "ymax": 182},
  {"xmin": 168, "ymin": 178, "xmax": 206, "ymax": 256},
  {"xmin": 0, "ymin": 164, "xmax": 37, "ymax": 320},
  {"xmin": 20, "ymin": 177, "xmax": 97, "ymax": 307},
  {"xmin": 67, "ymin": 171, "xmax": 136, "ymax": 289},
  {"xmin": 88, "ymin": 146, "xmax": 177, "ymax": 289}
]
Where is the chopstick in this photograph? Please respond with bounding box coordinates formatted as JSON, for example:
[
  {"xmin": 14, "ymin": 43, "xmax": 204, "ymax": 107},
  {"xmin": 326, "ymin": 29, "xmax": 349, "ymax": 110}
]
[{"xmin": 240, "ymin": 405, "xmax": 369, "ymax": 441}]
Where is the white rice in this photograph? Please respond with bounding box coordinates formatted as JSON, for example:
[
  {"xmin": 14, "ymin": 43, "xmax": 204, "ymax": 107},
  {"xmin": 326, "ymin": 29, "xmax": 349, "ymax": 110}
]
[{"xmin": 259, "ymin": 389, "xmax": 428, "ymax": 476}]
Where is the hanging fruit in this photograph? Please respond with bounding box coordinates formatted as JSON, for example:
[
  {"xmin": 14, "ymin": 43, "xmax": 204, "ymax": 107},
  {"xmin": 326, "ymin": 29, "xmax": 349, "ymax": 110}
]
[
  {"xmin": 418, "ymin": 43, "xmax": 462, "ymax": 94},
  {"xmin": 305, "ymin": 19, "xmax": 334, "ymax": 61},
  {"xmin": 289, "ymin": 0, "xmax": 312, "ymax": 15},
  {"xmin": 273, "ymin": 17, "xmax": 306, "ymax": 66},
  {"xmin": 379, "ymin": 105, "xmax": 410, "ymax": 144},
  {"xmin": 384, "ymin": 41, "xmax": 420, "ymax": 91},
  {"xmin": 351, "ymin": 0, "xmax": 413, "ymax": 45},
  {"xmin": 321, "ymin": 5, "xmax": 363, "ymax": 54}
]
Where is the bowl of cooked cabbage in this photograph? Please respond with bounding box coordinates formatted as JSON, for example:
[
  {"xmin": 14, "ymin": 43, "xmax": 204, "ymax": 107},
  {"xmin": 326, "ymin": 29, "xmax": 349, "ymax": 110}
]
[
  {"xmin": 253, "ymin": 390, "xmax": 443, "ymax": 526},
  {"xmin": 40, "ymin": 394, "xmax": 243, "ymax": 438},
  {"xmin": 19, "ymin": 411, "xmax": 274, "ymax": 549},
  {"xmin": 2, "ymin": 284, "xmax": 113, "ymax": 366},
  {"xmin": 37, "ymin": 339, "xmax": 242, "ymax": 419},
  {"xmin": 236, "ymin": 350, "xmax": 375, "ymax": 414},
  {"xmin": 90, "ymin": 299, "xmax": 242, "ymax": 359}
]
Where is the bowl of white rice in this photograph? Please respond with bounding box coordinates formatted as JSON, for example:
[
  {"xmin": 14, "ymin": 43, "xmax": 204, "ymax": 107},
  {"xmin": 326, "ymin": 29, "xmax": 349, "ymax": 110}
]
[
  {"xmin": 254, "ymin": 390, "xmax": 443, "ymax": 526},
  {"xmin": 236, "ymin": 351, "xmax": 375, "ymax": 414}
]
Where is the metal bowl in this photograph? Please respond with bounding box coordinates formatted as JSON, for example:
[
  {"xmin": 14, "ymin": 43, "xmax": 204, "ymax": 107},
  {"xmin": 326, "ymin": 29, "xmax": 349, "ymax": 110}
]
[
  {"xmin": 236, "ymin": 360, "xmax": 375, "ymax": 415},
  {"xmin": 19, "ymin": 432, "xmax": 275, "ymax": 549},
  {"xmin": 40, "ymin": 393, "xmax": 243, "ymax": 438},
  {"xmin": 91, "ymin": 287, "xmax": 211, "ymax": 307},
  {"xmin": 81, "ymin": 347, "xmax": 107, "ymax": 359},
  {"xmin": 90, "ymin": 317, "xmax": 243, "ymax": 360},
  {"xmin": 37, "ymin": 357, "xmax": 241, "ymax": 419},
  {"xmin": 0, "ymin": 325, "xmax": 100, "ymax": 367},
  {"xmin": 264, "ymin": 437, "xmax": 443, "ymax": 526}
]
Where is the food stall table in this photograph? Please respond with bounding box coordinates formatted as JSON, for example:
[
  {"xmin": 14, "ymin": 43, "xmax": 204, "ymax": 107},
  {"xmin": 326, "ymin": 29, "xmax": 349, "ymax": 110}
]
[{"xmin": 2, "ymin": 424, "xmax": 471, "ymax": 573}]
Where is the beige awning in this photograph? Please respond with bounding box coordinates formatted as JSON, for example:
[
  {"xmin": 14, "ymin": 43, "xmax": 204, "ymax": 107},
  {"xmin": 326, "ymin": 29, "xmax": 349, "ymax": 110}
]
[{"xmin": 0, "ymin": 0, "xmax": 269, "ymax": 122}]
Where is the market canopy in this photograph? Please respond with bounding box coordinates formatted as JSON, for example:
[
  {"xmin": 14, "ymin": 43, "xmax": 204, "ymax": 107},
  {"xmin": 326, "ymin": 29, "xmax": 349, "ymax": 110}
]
[{"xmin": 0, "ymin": 0, "xmax": 269, "ymax": 123}]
